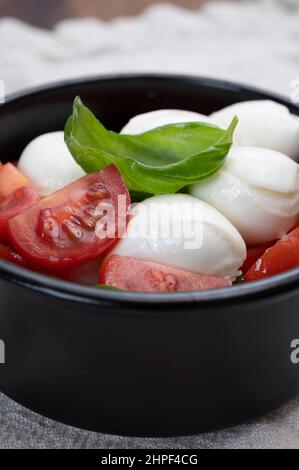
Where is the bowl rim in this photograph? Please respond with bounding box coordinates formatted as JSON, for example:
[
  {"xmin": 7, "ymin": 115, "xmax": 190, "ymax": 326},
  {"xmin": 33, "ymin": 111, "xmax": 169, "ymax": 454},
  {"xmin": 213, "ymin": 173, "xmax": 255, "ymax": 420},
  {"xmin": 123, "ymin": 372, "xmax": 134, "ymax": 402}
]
[{"xmin": 1, "ymin": 72, "xmax": 299, "ymax": 309}]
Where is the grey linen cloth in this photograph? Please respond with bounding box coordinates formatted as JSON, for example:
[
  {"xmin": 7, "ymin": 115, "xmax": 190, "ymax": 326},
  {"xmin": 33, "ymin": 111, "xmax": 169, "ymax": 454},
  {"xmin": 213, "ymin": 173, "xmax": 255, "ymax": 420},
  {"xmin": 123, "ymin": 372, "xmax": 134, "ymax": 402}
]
[
  {"xmin": 0, "ymin": 393, "xmax": 298, "ymax": 449},
  {"xmin": 0, "ymin": 0, "xmax": 299, "ymax": 449}
]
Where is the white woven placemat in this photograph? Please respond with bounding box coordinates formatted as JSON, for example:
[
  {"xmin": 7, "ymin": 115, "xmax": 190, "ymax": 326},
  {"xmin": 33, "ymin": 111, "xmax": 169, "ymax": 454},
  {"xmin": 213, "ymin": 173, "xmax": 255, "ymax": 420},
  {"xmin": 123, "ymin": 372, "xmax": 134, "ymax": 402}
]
[{"xmin": 0, "ymin": 0, "xmax": 298, "ymax": 449}]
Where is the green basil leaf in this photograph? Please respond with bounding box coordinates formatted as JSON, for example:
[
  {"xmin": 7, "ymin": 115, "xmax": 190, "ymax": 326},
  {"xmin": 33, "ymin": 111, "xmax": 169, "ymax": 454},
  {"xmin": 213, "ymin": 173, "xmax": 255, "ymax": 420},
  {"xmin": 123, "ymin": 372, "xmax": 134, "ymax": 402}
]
[
  {"xmin": 129, "ymin": 191, "xmax": 152, "ymax": 203},
  {"xmin": 234, "ymin": 274, "xmax": 245, "ymax": 284},
  {"xmin": 65, "ymin": 97, "xmax": 237, "ymax": 194},
  {"xmin": 97, "ymin": 284, "xmax": 124, "ymax": 291}
]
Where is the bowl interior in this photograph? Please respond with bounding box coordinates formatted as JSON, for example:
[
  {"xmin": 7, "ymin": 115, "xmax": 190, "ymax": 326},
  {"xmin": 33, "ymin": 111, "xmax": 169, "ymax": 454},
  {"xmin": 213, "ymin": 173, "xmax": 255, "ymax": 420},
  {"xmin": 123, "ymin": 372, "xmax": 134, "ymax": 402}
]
[
  {"xmin": 1, "ymin": 74, "xmax": 299, "ymax": 306},
  {"xmin": 3, "ymin": 74, "xmax": 299, "ymax": 163}
]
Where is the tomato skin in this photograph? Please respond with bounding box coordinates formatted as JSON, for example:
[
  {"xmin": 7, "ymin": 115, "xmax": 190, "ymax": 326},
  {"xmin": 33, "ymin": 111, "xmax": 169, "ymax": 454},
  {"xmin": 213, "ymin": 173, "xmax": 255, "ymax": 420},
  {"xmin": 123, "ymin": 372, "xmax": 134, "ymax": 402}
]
[
  {"xmin": 99, "ymin": 254, "xmax": 232, "ymax": 292},
  {"xmin": 9, "ymin": 165, "xmax": 130, "ymax": 271},
  {"xmin": 0, "ymin": 241, "xmax": 102, "ymax": 284},
  {"xmin": 245, "ymin": 228, "xmax": 299, "ymax": 282},
  {"xmin": 0, "ymin": 163, "xmax": 39, "ymax": 241},
  {"xmin": 241, "ymin": 243, "xmax": 273, "ymax": 274},
  {"xmin": 0, "ymin": 243, "xmax": 32, "ymax": 269}
]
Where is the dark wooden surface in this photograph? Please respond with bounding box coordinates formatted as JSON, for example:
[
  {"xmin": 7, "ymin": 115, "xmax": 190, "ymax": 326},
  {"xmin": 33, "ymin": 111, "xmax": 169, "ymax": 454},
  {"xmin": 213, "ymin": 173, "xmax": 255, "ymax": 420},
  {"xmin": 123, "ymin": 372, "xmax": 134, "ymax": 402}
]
[{"xmin": 0, "ymin": 0, "xmax": 212, "ymax": 28}]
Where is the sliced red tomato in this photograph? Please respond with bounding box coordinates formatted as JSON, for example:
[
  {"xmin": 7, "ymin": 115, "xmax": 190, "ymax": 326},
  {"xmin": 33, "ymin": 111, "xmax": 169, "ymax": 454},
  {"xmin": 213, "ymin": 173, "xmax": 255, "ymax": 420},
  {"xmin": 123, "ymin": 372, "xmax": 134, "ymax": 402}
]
[
  {"xmin": 9, "ymin": 165, "xmax": 130, "ymax": 271},
  {"xmin": 0, "ymin": 241, "xmax": 101, "ymax": 283},
  {"xmin": 0, "ymin": 242, "xmax": 31, "ymax": 269},
  {"xmin": 0, "ymin": 163, "xmax": 39, "ymax": 241},
  {"xmin": 241, "ymin": 243, "xmax": 273, "ymax": 274},
  {"xmin": 99, "ymin": 254, "xmax": 232, "ymax": 292},
  {"xmin": 245, "ymin": 227, "xmax": 299, "ymax": 282}
]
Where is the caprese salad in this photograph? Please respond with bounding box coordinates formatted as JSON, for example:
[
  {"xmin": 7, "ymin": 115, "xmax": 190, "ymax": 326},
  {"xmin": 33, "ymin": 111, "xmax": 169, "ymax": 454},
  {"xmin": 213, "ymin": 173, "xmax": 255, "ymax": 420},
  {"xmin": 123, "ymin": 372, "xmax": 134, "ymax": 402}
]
[{"xmin": 1, "ymin": 97, "xmax": 299, "ymax": 293}]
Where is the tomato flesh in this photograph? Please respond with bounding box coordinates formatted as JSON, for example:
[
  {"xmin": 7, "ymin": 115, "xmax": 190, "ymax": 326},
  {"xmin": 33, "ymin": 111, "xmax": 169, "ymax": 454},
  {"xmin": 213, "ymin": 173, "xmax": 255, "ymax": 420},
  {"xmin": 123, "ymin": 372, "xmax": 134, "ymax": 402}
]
[
  {"xmin": 99, "ymin": 254, "xmax": 232, "ymax": 292},
  {"xmin": 245, "ymin": 228, "xmax": 299, "ymax": 282},
  {"xmin": 0, "ymin": 243, "xmax": 31, "ymax": 269},
  {"xmin": 241, "ymin": 243, "xmax": 273, "ymax": 274},
  {"xmin": 9, "ymin": 165, "xmax": 130, "ymax": 270},
  {"xmin": 0, "ymin": 241, "xmax": 102, "ymax": 283},
  {"xmin": 0, "ymin": 163, "xmax": 38, "ymax": 241}
]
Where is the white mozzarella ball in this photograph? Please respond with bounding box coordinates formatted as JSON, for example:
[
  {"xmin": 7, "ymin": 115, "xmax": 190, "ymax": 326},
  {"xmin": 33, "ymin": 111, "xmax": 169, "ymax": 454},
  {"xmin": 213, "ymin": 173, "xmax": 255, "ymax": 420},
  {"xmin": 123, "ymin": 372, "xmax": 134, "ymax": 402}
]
[
  {"xmin": 190, "ymin": 147, "xmax": 299, "ymax": 246},
  {"xmin": 211, "ymin": 100, "xmax": 299, "ymax": 160},
  {"xmin": 113, "ymin": 194, "xmax": 246, "ymax": 280},
  {"xmin": 121, "ymin": 109, "xmax": 211, "ymax": 135},
  {"xmin": 18, "ymin": 132, "xmax": 86, "ymax": 197}
]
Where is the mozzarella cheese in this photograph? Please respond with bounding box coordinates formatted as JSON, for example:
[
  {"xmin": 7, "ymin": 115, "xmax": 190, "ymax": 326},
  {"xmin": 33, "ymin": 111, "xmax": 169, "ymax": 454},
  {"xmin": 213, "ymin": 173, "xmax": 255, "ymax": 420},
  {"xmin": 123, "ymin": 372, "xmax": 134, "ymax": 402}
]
[
  {"xmin": 113, "ymin": 194, "xmax": 246, "ymax": 280},
  {"xmin": 121, "ymin": 109, "xmax": 211, "ymax": 134},
  {"xmin": 211, "ymin": 100, "xmax": 299, "ymax": 161},
  {"xmin": 190, "ymin": 146, "xmax": 299, "ymax": 245},
  {"xmin": 18, "ymin": 132, "xmax": 86, "ymax": 197}
]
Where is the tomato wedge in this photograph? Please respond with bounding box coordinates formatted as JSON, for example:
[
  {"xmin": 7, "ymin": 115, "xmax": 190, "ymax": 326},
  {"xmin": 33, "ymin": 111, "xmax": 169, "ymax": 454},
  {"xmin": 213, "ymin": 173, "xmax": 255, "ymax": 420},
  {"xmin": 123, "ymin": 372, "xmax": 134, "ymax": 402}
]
[
  {"xmin": 0, "ymin": 241, "xmax": 101, "ymax": 283},
  {"xmin": 99, "ymin": 254, "xmax": 232, "ymax": 292},
  {"xmin": 0, "ymin": 243, "xmax": 32, "ymax": 269},
  {"xmin": 241, "ymin": 243, "xmax": 273, "ymax": 274},
  {"xmin": 9, "ymin": 165, "xmax": 130, "ymax": 271},
  {"xmin": 245, "ymin": 228, "xmax": 299, "ymax": 282},
  {"xmin": 0, "ymin": 163, "xmax": 38, "ymax": 241}
]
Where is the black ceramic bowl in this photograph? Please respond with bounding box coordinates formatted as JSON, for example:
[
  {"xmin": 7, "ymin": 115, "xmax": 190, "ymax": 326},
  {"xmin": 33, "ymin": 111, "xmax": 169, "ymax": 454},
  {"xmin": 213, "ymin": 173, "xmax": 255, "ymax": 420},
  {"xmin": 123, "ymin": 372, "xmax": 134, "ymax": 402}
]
[{"xmin": 0, "ymin": 75, "xmax": 299, "ymax": 437}]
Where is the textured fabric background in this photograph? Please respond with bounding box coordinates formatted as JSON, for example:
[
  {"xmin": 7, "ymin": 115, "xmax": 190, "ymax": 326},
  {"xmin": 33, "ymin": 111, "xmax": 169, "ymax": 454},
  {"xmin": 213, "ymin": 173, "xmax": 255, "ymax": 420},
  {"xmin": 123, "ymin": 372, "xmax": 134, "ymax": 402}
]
[
  {"xmin": 1, "ymin": 0, "xmax": 299, "ymax": 97},
  {"xmin": 0, "ymin": 0, "xmax": 299, "ymax": 449},
  {"xmin": 0, "ymin": 393, "xmax": 298, "ymax": 449}
]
